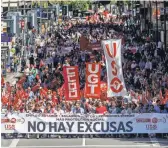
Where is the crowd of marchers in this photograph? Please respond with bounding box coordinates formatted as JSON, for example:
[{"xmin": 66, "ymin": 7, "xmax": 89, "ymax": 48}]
[{"xmin": 1, "ymin": 16, "xmax": 168, "ymax": 116}]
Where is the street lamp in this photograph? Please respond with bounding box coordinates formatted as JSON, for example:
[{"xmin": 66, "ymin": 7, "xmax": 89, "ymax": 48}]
[
  {"xmin": 154, "ymin": 1, "xmax": 159, "ymax": 45},
  {"xmin": 163, "ymin": 1, "xmax": 167, "ymax": 51}
]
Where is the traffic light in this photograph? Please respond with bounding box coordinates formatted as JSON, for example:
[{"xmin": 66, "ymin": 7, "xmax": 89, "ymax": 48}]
[
  {"xmin": 100, "ymin": 1, "xmax": 111, "ymax": 5},
  {"xmin": 27, "ymin": 22, "xmax": 32, "ymax": 30},
  {"xmin": 7, "ymin": 27, "xmax": 10, "ymax": 34},
  {"xmin": 73, "ymin": 10, "xmax": 78, "ymax": 17},
  {"xmin": 62, "ymin": 6, "xmax": 67, "ymax": 16},
  {"xmin": 135, "ymin": 1, "xmax": 141, "ymax": 8},
  {"xmin": 165, "ymin": 1, "xmax": 168, "ymax": 6},
  {"xmin": 159, "ymin": 2, "xmax": 168, "ymax": 21},
  {"xmin": 160, "ymin": 14, "xmax": 168, "ymax": 22},
  {"xmin": 69, "ymin": 4, "xmax": 72, "ymax": 11}
]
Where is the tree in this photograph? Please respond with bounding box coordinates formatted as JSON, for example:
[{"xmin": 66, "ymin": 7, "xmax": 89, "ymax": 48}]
[
  {"xmin": 48, "ymin": 0, "xmax": 90, "ymax": 11},
  {"xmin": 32, "ymin": 1, "xmax": 48, "ymax": 8},
  {"xmin": 100, "ymin": 1, "xmax": 111, "ymax": 5},
  {"xmin": 110, "ymin": 0, "xmax": 117, "ymax": 5},
  {"xmin": 48, "ymin": 0, "xmax": 59, "ymax": 5},
  {"xmin": 71, "ymin": 0, "xmax": 90, "ymax": 11},
  {"xmin": 116, "ymin": 1, "xmax": 124, "ymax": 16}
]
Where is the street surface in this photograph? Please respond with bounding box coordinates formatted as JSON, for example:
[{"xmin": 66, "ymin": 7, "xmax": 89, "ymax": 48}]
[
  {"xmin": 1, "ymin": 137, "xmax": 168, "ymax": 148},
  {"xmin": 4, "ymin": 56, "xmax": 29, "ymax": 84}
]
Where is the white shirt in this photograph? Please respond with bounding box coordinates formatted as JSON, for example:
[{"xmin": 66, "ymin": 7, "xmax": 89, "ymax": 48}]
[
  {"xmin": 134, "ymin": 75, "xmax": 139, "ymax": 83},
  {"xmin": 121, "ymin": 109, "xmax": 128, "ymax": 114},
  {"xmin": 63, "ymin": 63, "xmax": 70, "ymax": 67},
  {"xmin": 24, "ymin": 68, "xmax": 30, "ymax": 76},
  {"xmin": 158, "ymin": 41, "xmax": 162, "ymax": 49},
  {"xmin": 131, "ymin": 63, "xmax": 137, "ymax": 69},
  {"xmin": 54, "ymin": 110, "xmax": 65, "ymax": 115},
  {"xmin": 145, "ymin": 62, "xmax": 152, "ymax": 70}
]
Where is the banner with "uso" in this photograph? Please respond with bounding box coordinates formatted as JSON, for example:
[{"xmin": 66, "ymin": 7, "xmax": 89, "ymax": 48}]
[{"xmin": 1, "ymin": 113, "xmax": 168, "ymax": 134}]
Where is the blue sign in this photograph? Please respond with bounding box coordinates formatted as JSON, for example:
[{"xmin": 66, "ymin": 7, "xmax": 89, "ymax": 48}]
[{"xmin": 1, "ymin": 33, "xmax": 11, "ymax": 42}]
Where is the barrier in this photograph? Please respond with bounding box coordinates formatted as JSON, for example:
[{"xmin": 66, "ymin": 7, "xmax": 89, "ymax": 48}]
[{"xmin": 1, "ymin": 113, "xmax": 168, "ymax": 134}]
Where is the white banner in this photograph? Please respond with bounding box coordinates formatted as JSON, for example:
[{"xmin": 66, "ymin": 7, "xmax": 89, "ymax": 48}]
[
  {"xmin": 101, "ymin": 39, "xmax": 127, "ymax": 97},
  {"xmin": 1, "ymin": 113, "xmax": 168, "ymax": 134}
]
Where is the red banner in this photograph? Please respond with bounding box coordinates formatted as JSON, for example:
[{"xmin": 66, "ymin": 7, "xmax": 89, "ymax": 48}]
[
  {"xmin": 88, "ymin": 42, "xmax": 101, "ymax": 50},
  {"xmin": 100, "ymin": 81, "xmax": 108, "ymax": 100},
  {"xmin": 63, "ymin": 66, "xmax": 80, "ymax": 101},
  {"xmin": 85, "ymin": 63, "xmax": 101, "ymax": 98}
]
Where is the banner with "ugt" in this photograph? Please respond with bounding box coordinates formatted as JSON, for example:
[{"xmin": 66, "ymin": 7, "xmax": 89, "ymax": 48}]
[
  {"xmin": 102, "ymin": 39, "xmax": 127, "ymax": 97},
  {"xmin": 85, "ymin": 63, "xmax": 101, "ymax": 98},
  {"xmin": 63, "ymin": 66, "xmax": 80, "ymax": 100}
]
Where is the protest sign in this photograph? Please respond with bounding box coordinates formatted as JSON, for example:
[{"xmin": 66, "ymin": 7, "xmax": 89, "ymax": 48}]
[
  {"xmin": 102, "ymin": 39, "xmax": 127, "ymax": 97},
  {"xmin": 1, "ymin": 113, "xmax": 168, "ymax": 134}
]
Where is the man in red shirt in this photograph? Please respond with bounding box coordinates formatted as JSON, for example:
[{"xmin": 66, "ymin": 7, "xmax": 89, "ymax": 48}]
[{"xmin": 96, "ymin": 102, "xmax": 107, "ymax": 114}]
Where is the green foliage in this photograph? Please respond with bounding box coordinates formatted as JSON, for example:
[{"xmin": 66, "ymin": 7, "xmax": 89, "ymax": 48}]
[
  {"xmin": 110, "ymin": 0, "xmax": 117, "ymax": 5},
  {"xmin": 48, "ymin": 0, "xmax": 90, "ymax": 11},
  {"xmin": 48, "ymin": 0, "xmax": 59, "ymax": 5},
  {"xmin": 70, "ymin": 0, "xmax": 90, "ymax": 11},
  {"xmin": 100, "ymin": 1, "xmax": 111, "ymax": 5},
  {"xmin": 110, "ymin": 0, "xmax": 131, "ymax": 6},
  {"xmin": 123, "ymin": 0, "xmax": 131, "ymax": 6}
]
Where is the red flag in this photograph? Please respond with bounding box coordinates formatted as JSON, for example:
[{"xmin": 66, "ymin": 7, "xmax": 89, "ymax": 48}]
[
  {"xmin": 52, "ymin": 91, "xmax": 58, "ymax": 104},
  {"xmin": 85, "ymin": 63, "xmax": 101, "ymax": 98},
  {"xmin": 80, "ymin": 89, "xmax": 84, "ymax": 98},
  {"xmin": 57, "ymin": 84, "xmax": 65, "ymax": 101},
  {"xmin": 36, "ymin": 74, "xmax": 40, "ymax": 80},
  {"xmin": 16, "ymin": 89, "xmax": 26, "ymax": 99},
  {"xmin": 23, "ymin": 91, "xmax": 29, "ymax": 99},
  {"xmin": 1, "ymin": 96, "xmax": 9, "ymax": 105},
  {"xmin": 141, "ymin": 90, "xmax": 149, "ymax": 104},
  {"xmin": 16, "ymin": 83, "xmax": 22, "ymax": 89},
  {"xmin": 1, "ymin": 76, "xmax": 5, "ymax": 86},
  {"xmin": 100, "ymin": 81, "xmax": 108, "ymax": 100},
  {"xmin": 160, "ymin": 90, "xmax": 164, "ymax": 100},
  {"xmin": 51, "ymin": 79, "xmax": 57, "ymax": 88},
  {"xmin": 18, "ymin": 77, "xmax": 26, "ymax": 84},
  {"xmin": 6, "ymin": 83, "xmax": 11, "ymax": 93},
  {"xmin": 164, "ymin": 90, "xmax": 168, "ymax": 104},
  {"xmin": 40, "ymin": 88, "xmax": 48, "ymax": 98},
  {"xmin": 39, "ymin": 60, "xmax": 45, "ymax": 68},
  {"xmin": 32, "ymin": 84, "xmax": 40, "ymax": 92},
  {"xmin": 80, "ymin": 36, "xmax": 90, "ymax": 50},
  {"xmin": 63, "ymin": 66, "xmax": 80, "ymax": 101},
  {"xmin": 161, "ymin": 89, "xmax": 168, "ymax": 105},
  {"xmin": 36, "ymin": 97, "xmax": 39, "ymax": 102},
  {"xmin": 13, "ymin": 96, "xmax": 22, "ymax": 108},
  {"xmin": 130, "ymin": 90, "xmax": 136, "ymax": 98}
]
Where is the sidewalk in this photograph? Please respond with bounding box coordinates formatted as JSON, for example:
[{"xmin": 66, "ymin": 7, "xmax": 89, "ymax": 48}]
[
  {"xmin": 5, "ymin": 72, "xmax": 23, "ymax": 85},
  {"xmin": 5, "ymin": 63, "xmax": 23, "ymax": 85},
  {"xmin": 4, "ymin": 46, "xmax": 36, "ymax": 85}
]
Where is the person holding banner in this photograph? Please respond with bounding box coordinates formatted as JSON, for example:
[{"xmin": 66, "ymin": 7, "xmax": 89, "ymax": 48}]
[
  {"xmin": 72, "ymin": 103, "xmax": 84, "ymax": 114},
  {"xmin": 96, "ymin": 102, "xmax": 107, "ymax": 114},
  {"xmin": 44, "ymin": 103, "xmax": 54, "ymax": 113},
  {"xmin": 32, "ymin": 104, "xmax": 42, "ymax": 139},
  {"xmin": 54, "ymin": 105, "xmax": 65, "ymax": 115}
]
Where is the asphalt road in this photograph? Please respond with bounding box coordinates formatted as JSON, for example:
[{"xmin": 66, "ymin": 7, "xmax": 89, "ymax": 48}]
[{"xmin": 1, "ymin": 136, "xmax": 168, "ymax": 148}]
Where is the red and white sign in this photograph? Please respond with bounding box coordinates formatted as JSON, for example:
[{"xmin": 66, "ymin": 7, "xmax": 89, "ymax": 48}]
[
  {"xmin": 63, "ymin": 66, "xmax": 80, "ymax": 101},
  {"xmin": 85, "ymin": 63, "xmax": 101, "ymax": 98},
  {"xmin": 102, "ymin": 39, "xmax": 127, "ymax": 97}
]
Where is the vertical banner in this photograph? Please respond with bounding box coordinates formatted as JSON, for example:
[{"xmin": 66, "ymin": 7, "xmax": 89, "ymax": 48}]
[
  {"xmin": 85, "ymin": 63, "xmax": 101, "ymax": 98},
  {"xmin": 101, "ymin": 39, "xmax": 127, "ymax": 97},
  {"xmin": 63, "ymin": 66, "xmax": 80, "ymax": 101},
  {"xmin": 80, "ymin": 35, "xmax": 90, "ymax": 50}
]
